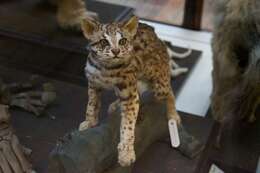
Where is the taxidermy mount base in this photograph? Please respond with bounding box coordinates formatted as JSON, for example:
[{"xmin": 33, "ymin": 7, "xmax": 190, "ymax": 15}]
[{"xmin": 48, "ymin": 94, "xmax": 204, "ymax": 173}]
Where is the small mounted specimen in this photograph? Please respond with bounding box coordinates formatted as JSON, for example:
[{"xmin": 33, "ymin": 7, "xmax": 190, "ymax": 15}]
[{"xmin": 79, "ymin": 16, "xmax": 181, "ymax": 166}]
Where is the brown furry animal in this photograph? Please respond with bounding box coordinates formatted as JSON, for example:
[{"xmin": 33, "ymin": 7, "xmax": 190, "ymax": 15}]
[
  {"xmin": 211, "ymin": 0, "xmax": 260, "ymax": 146},
  {"xmin": 48, "ymin": 0, "xmax": 98, "ymax": 29}
]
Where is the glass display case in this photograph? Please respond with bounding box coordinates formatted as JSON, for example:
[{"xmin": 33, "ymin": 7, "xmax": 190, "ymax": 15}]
[{"xmin": 0, "ymin": 0, "xmax": 258, "ymax": 173}]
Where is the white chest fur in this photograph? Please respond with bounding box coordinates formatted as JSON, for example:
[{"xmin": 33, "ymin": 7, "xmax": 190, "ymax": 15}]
[{"xmin": 85, "ymin": 62, "xmax": 119, "ymax": 89}]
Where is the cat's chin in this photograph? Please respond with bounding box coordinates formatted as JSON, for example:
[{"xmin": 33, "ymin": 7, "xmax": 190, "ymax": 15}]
[
  {"xmin": 100, "ymin": 59, "xmax": 130, "ymax": 69},
  {"xmin": 94, "ymin": 54, "xmax": 131, "ymax": 67},
  {"xmin": 100, "ymin": 56, "xmax": 128, "ymax": 62}
]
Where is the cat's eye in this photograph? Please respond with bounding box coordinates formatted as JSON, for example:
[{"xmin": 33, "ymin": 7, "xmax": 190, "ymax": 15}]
[
  {"xmin": 119, "ymin": 38, "xmax": 127, "ymax": 45},
  {"xmin": 100, "ymin": 39, "xmax": 109, "ymax": 47}
]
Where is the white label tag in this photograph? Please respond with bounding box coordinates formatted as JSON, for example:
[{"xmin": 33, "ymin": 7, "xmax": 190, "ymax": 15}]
[
  {"xmin": 168, "ymin": 119, "xmax": 180, "ymax": 148},
  {"xmin": 209, "ymin": 164, "xmax": 224, "ymax": 173}
]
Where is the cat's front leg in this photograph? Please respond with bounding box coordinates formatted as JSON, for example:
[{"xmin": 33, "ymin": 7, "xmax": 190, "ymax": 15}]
[
  {"xmin": 116, "ymin": 85, "xmax": 140, "ymax": 166},
  {"xmin": 79, "ymin": 86, "xmax": 101, "ymax": 131}
]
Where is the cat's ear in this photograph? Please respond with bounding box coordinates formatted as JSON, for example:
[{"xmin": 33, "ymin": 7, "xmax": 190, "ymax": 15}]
[
  {"xmin": 123, "ymin": 16, "xmax": 139, "ymax": 37},
  {"xmin": 81, "ymin": 19, "xmax": 100, "ymax": 39}
]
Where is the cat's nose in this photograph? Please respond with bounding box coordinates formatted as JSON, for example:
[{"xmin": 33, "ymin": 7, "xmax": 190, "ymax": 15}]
[{"xmin": 112, "ymin": 48, "xmax": 120, "ymax": 56}]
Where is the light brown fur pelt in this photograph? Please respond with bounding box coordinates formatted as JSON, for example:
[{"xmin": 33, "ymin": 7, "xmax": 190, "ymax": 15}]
[{"xmin": 49, "ymin": 0, "xmax": 98, "ymax": 29}]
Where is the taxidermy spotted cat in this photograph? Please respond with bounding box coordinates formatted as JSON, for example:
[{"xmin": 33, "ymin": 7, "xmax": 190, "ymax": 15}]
[{"xmin": 79, "ymin": 16, "xmax": 181, "ymax": 166}]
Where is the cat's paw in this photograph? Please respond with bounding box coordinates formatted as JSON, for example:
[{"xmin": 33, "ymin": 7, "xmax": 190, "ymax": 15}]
[
  {"xmin": 169, "ymin": 114, "xmax": 181, "ymax": 125},
  {"xmin": 117, "ymin": 143, "xmax": 136, "ymax": 167},
  {"xmin": 78, "ymin": 120, "xmax": 97, "ymax": 131}
]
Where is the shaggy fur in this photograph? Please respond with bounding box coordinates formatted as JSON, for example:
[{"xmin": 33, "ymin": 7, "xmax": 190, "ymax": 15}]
[
  {"xmin": 48, "ymin": 0, "xmax": 98, "ymax": 29},
  {"xmin": 211, "ymin": 0, "xmax": 260, "ymax": 145}
]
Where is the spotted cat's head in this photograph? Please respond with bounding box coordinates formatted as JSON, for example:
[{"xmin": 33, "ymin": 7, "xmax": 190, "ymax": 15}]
[{"xmin": 81, "ymin": 16, "xmax": 139, "ymax": 67}]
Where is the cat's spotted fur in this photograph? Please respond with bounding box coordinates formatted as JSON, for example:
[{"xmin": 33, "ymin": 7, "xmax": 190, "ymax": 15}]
[{"xmin": 79, "ymin": 16, "xmax": 181, "ymax": 166}]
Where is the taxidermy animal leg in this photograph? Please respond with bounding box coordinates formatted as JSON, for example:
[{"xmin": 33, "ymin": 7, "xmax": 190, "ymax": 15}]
[
  {"xmin": 0, "ymin": 105, "xmax": 36, "ymax": 173},
  {"xmin": 166, "ymin": 91, "xmax": 181, "ymax": 123},
  {"xmin": 153, "ymin": 78, "xmax": 181, "ymax": 124},
  {"xmin": 79, "ymin": 86, "xmax": 101, "ymax": 131},
  {"xmin": 55, "ymin": 0, "xmax": 98, "ymax": 29},
  {"xmin": 0, "ymin": 78, "xmax": 56, "ymax": 116},
  {"xmin": 117, "ymin": 87, "xmax": 139, "ymax": 166}
]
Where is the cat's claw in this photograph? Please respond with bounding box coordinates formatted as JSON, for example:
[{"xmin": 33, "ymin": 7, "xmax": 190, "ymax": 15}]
[{"xmin": 118, "ymin": 143, "xmax": 136, "ymax": 167}]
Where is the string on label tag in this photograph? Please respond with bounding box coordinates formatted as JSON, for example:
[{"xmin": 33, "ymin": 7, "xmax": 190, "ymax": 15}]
[{"xmin": 168, "ymin": 119, "xmax": 180, "ymax": 148}]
